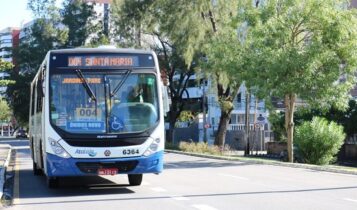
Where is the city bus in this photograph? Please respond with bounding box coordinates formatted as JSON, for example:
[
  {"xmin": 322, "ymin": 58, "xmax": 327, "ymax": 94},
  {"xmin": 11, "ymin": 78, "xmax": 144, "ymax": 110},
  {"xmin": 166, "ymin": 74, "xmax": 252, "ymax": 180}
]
[{"xmin": 29, "ymin": 47, "xmax": 166, "ymax": 188}]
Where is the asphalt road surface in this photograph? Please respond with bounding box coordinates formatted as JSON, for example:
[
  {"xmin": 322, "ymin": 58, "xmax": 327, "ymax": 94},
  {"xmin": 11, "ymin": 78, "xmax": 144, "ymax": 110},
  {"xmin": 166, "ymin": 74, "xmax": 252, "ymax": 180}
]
[{"xmin": 4, "ymin": 139, "xmax": 357, "ymax": 210}]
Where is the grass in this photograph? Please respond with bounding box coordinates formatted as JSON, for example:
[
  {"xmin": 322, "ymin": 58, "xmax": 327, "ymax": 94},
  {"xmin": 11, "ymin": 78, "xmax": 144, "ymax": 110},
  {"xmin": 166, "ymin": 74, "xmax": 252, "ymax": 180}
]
[{"xmin": 178, "ymin": 142, "xmax": 221, "ymax": 155}]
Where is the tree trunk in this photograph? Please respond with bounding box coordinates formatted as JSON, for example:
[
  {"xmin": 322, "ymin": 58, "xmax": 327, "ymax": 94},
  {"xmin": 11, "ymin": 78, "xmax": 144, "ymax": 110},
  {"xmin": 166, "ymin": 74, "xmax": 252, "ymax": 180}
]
[
  {"xmin": 214, "ymin": 110, "xmax": 231, "ymax": 146},
  {"xmin": 284, "ymin": 93, "xmax": 296, "ymax": 162}
]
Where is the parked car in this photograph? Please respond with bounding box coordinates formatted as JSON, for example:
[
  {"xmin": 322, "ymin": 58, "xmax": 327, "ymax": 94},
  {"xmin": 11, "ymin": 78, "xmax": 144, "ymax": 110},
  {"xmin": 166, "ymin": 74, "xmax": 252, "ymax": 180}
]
[{"xmin": 15, "ymin": 130, "xmax": 28, "ymax": 138}]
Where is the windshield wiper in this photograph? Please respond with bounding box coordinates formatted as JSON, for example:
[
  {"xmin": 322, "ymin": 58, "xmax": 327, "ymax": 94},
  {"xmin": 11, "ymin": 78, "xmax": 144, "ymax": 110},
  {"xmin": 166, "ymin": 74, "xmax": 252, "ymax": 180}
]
[
  {"xmin": 75, "ymin": 69, "xmax": 97, "ymax": 101},
  {"xmin": 110, "ymin": 69, "xmax": 132, "ymax": 97}
]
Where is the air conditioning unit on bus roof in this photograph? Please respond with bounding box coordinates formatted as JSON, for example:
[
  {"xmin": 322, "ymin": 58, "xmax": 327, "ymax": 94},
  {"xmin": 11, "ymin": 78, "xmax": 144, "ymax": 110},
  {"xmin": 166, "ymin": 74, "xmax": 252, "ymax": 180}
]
[{"xmin": 97, "ymin": 45, "xmax": 117, "ymax": 49}]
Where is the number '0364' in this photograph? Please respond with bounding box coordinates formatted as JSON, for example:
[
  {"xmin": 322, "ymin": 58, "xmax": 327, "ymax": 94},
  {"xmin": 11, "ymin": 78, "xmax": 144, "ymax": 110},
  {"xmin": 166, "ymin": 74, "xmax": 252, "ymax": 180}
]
[{"xmin": 122, "ymin": 149, "xmax": 139, "ymax": 155}]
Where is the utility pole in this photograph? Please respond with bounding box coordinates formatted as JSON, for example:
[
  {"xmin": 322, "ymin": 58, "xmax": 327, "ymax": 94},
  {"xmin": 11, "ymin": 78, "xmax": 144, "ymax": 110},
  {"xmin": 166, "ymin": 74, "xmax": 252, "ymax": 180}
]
[
  {"xmin": 202, "ymin": 80, "xmax": 207, "ymax": 143},
  {"xmin": 244, "ymin": 89, "xmax": 250, "ymax": 156}
]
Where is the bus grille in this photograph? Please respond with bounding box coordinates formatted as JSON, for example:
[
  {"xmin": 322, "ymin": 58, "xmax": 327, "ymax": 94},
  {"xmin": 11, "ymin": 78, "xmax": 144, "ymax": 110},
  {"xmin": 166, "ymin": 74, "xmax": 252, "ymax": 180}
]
[{"xmin": 76, "ymin": 160, "xmax": 139, "ymax": 174}]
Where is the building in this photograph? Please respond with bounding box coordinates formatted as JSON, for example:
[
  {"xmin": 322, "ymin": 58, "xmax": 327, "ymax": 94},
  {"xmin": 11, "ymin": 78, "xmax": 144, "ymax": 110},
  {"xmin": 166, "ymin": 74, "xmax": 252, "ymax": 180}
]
[
  {"xmin": 171, "ymin": 73, "xmax": 270, "ymax": 149},
  {"xmin": 78, "ymin": 0, "xmax": 112, "ymax": 42},
  {"xmin": 0, "ymin": 27, "xmax": 20, "ymax": 64},
  {"xmin": 0, "ymin": 27, "xmax": 20, "ymax": 96}
]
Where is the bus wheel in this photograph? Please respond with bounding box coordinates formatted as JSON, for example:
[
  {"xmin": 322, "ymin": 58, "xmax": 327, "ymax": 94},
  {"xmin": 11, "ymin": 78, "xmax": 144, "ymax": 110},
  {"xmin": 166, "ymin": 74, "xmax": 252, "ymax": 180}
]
[
  {"xmin": 33, "ymin": 161, "xmax": 43, "ymax": 176},
  {"xmin": 47, "ymin": 176, "xmax": 59, "ymax": 188},
  {"xmin": 128, "ymin": 174, "xmax": 143, "ymax": 186}
]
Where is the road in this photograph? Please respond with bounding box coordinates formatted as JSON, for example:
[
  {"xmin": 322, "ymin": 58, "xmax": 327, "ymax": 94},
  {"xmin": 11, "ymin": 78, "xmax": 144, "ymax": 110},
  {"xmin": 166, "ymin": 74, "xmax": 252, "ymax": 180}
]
[{"xmin": 3, "ymin": 139, "xmax": 357, "ymax": 210}]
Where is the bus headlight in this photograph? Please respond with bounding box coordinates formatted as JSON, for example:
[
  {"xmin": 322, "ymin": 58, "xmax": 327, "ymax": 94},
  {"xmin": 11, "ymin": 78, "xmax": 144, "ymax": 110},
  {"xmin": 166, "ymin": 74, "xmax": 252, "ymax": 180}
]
[
  {"xmin": 48, "ymin": 138, "xmax": 71, "ymax": 159},
  {"xmin": 143, "ymin": 138, "xmax": 160, "ymax": 157}
]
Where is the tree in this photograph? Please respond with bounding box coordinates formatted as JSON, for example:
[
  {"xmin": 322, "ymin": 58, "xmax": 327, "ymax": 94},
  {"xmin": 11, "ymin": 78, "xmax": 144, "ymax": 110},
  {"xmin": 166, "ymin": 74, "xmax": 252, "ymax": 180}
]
[
  {"xmin": 112, "ymin": 0, "xmax": 198, "ymax": 142},
  {"xmin": 0, "ymin": 59, "xmax": 14, "ymax": 87},
  {"xmin": 112, "ymin": 0, "xmax": 243, "ymax": 145},
  {"xmin": 7, "ymin": 0, "xmax": 67, "ymax": 125},
  {"xmin": 245, "ymin": 0, "xmax": 357, "ymax": 162},
  {"xmin": 61, "ymin": 0, "xmax": 100, "ymax": 47},
  {"xmin": 0, "ymin": 98, "xmax": 11, "ymax": 122}
]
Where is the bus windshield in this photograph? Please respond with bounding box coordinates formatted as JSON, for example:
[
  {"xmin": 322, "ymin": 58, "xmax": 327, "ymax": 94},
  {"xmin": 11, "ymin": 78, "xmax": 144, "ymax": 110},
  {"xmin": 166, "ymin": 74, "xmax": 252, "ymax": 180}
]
[{"xmin": 50, "ymin": 72, "xmax": 159, "ymax": 134}]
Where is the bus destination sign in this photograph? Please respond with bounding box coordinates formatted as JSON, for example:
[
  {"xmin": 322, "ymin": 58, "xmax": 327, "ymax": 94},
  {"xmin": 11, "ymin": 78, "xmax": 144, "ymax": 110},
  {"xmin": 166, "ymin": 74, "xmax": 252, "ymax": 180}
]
[{"xmin": 68, "ymin": 56, "xmax": 139, "ymax": 67}]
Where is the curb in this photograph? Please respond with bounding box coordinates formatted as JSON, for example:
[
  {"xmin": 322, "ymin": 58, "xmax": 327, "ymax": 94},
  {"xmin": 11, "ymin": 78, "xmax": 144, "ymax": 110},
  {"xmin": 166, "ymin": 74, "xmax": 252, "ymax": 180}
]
[
  {"xmin": 0, "ymin": 145, "xmax": 12, "ymax": 201},
  {"xmin": 165, "ymin": 149, "xmax": 357, "ymax": 176}
]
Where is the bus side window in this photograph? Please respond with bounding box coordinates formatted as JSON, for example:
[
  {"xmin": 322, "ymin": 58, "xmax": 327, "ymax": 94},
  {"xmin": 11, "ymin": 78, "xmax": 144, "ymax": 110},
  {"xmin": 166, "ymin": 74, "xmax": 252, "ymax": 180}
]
[
  {"xmin": 36, "ymin": 67, "xmax": 45, "ymax": 113},
  {"xmin": 31, "ymin": 84, "xmax": 35, "ymax": 116}
]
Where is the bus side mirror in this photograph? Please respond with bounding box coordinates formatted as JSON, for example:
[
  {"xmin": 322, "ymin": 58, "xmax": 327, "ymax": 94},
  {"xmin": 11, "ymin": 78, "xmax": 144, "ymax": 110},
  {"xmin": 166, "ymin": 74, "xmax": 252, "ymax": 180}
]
[
  {"xmin": 37, "ymin": 66, "xmax": 46, "ymax": 97},
  {"xmin": 162, "ymin": 85, "xmax": 170, "ymax": 116}
]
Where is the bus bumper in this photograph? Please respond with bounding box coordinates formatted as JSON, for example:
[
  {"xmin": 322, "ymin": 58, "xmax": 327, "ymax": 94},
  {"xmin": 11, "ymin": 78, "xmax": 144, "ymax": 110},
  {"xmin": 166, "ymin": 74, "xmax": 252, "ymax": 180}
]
[{"xmin": 45, "ymin": 151, "xmax": 164, "ymax": 177}]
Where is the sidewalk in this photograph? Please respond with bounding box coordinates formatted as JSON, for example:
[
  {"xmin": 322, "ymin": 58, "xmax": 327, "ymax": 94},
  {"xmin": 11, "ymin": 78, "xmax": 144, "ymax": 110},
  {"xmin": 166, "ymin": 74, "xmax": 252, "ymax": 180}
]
[
  {"xmin": 0, "ymin": 144, "xmax": 11, "ymax": 200},
  {"xmin": 166, "ymin": 149, "xmax": 357, "ymax": 176}
]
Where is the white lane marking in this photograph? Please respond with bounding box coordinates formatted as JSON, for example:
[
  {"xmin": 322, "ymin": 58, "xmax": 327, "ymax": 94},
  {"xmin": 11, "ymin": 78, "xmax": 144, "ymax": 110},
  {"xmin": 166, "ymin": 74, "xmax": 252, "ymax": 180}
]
[
  {"xmin": 171, "ymin": 196, "xmax": 190, "ymax": 201},
  {"xmin": 192, "ymin": 204, "xmax": 218, "ymax": 210},
  {"xmin": 218, "ymin": 173, "xmax": 249, "ymax": 181},
  {"xmin": 11, "ymin": 146, "xmax": 30, "ymax": 149},
  {"xmin": 150, "ymin": 187, "xmax": 167, "ymax": 192},
  {"xmin": 344, "ymin": 198, "xmax": 357, "ymax": 203}
]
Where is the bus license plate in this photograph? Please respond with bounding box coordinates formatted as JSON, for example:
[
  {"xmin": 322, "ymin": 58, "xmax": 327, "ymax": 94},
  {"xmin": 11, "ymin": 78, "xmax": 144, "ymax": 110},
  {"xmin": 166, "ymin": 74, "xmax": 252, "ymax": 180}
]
[{"xmin": 98, "ymin": 168, "xmax": 118, "ymax": 176}]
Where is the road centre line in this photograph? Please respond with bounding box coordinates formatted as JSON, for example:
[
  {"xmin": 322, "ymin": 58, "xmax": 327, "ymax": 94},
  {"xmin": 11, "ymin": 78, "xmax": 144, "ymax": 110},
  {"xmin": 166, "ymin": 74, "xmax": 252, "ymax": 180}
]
[
  {"xmin": 192, "ymin": 204, "xmax": 218, "ymax": 210},
  {"xmin": 343, "ymin": 198, "xmax": 357, "ymax": 203},
  {"xmin": 218, "ymin": 173, "xmax": 249, "ymax": 181}
]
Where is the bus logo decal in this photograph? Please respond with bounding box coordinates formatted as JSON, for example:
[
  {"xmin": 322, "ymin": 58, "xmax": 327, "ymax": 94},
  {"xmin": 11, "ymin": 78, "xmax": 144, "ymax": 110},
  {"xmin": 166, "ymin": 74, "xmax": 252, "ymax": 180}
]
[
  {"xmin": 104, "ymin": 150, "xmax": 111, "ymax": 157},
  {"xmin": 75, "ymin": 149, "xmax": 97, "ymax": 157}
]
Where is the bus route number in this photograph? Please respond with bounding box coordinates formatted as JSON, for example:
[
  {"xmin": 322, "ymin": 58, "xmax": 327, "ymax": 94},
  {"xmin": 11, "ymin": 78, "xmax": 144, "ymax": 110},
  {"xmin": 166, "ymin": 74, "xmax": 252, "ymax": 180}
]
[
  {"xmin": 76, "ymin": 108, "xmax": 102, "ymax": 120},
  {"xmin": 122, "ymin": 149, "xmax": 140, "ymax": 155}
]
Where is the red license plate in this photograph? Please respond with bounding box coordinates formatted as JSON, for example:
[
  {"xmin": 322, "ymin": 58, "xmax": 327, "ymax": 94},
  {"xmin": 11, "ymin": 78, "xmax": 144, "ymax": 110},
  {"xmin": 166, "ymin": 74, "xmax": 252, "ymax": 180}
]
[{"xmin": 98, "ymin": 168, "xmax": 118, "ymax": 176}]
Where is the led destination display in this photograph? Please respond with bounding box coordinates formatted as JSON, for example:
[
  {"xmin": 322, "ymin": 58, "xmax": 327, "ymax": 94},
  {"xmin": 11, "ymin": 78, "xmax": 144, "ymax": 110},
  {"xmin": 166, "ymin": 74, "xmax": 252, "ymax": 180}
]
[{"xmin": 68, "ymin": 56, "xmax": 139, "ymax": 67}]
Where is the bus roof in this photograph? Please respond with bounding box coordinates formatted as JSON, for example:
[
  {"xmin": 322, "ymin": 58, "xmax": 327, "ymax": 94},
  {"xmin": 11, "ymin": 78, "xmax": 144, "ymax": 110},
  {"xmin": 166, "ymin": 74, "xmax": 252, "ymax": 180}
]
[{"xmin": 49, "ymin": 48, "xmax": 154, "ymax": 55}]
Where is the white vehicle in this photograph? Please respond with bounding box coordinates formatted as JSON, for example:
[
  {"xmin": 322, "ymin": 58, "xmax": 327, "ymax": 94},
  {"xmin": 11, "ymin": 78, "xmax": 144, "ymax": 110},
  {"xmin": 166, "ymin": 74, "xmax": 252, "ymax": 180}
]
[{"xmin": 29, "ymin": 48, "xmax": 166, "ymax": 188}]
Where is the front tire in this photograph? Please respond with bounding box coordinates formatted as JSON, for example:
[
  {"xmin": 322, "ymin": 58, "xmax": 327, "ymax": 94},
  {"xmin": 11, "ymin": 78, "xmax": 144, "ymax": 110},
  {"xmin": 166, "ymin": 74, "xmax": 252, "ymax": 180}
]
[
  {"xmin": 33, "ymin": 161, "xmax": 43, "ymax": 176},
  {"xmin": 128, "ymin": 174, "xmax": 143, "ymax": 186},
  {"xmin": 47, "ymin": 176, "xmax": 59, "ymax": 188}
]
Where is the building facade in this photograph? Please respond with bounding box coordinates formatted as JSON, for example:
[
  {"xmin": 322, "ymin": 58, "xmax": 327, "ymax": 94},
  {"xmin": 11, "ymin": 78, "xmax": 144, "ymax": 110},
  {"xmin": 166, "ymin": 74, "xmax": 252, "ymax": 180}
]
[{"xmin": 0, "ymin": 27, "xmax": 20, "ymax": 96}]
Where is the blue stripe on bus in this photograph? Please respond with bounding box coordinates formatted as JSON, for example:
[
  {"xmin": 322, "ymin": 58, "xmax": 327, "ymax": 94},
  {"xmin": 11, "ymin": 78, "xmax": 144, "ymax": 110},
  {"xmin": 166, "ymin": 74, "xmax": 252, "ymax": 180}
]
[{"xmin": 45, "ymin": 151, "xmax": 164, "ymax": 177}]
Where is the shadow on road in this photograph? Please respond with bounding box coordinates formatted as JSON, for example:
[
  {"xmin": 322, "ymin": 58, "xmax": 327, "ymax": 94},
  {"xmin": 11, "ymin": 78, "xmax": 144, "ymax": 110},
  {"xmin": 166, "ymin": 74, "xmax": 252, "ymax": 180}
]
[
  {"xmin": 17, "ymin": 169, "xmax": 135, "ymax": 200},
  {"xmin": 15, "ymin": 184, "xmax": 357, "ymax": 206}
]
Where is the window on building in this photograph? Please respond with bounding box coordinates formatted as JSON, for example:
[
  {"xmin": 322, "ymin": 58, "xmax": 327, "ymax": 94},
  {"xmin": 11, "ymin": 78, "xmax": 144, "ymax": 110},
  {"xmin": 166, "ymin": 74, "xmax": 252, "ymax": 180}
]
[
  {"xmin": 230, "ymin": 114, "xmax": 238, "ymax": 124},
  {"xmin": 236, "ymin": 93, "xmax": 241, "ymax": 103}
]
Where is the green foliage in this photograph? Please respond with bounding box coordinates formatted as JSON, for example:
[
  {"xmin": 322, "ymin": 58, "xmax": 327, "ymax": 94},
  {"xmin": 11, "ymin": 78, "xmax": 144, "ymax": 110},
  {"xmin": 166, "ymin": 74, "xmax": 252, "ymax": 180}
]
[
  {"xmin": 0, "ymin": 98, "xmax": 11, "ymax": 122},
  {"xmin": 61, "ymin": 0, "xmax": 99, "ymax": 48},
  {"xmin": 268, "ymin": 111, "xmax": 287, "ymax": 142},
  {"xmin": 296, "ymin": 101, "xmax": 357, "ymax": 137},
  {"xmin": 8, "ymin": 0, "xmax": 67, "ymax": 125},
  {"xmin": 28, "ymin": 0, "xmax": 57, "ymax": 18},
  {"xmin": 0, "ymin": 59, "xmax": 15, "ymax": 86},
  {"xmin": 177, "ymin": 111, "xmax": 195, "ymax": 122},
  {"xmin": 240, "ymin": 0, "xmax": 357, "ymax": 161},
  {"xmin": 295, "ymin": 117, "xmax": 345, "ymax": 165},
  {"xmin": 8, "ymin": 0, "xmax": 104, "ymax": 124},
  {"xmin": 6, "ymin": 72, "xmax": 34, "ymax": 126},
  {"xmin": 244, "ymin": 0, "xmax": 357, "ymax": 109}
]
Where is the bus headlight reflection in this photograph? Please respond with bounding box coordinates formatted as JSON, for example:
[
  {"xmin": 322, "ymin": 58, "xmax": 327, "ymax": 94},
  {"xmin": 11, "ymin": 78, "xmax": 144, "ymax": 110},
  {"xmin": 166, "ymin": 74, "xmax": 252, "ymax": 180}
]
[
  {"xmin": 143, "ymin": 138, "xmax": 160, "ymax": 157},
  {"xmin": 48, "ymin": 138, "xmax": 71, "ymax": 159}
]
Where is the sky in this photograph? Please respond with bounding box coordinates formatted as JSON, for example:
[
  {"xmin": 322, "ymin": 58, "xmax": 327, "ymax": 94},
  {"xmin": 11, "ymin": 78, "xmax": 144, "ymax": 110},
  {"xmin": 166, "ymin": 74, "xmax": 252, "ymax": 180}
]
[{"xmin": 0, "ymin": 0, "xmax": 63, "ymax": 30}]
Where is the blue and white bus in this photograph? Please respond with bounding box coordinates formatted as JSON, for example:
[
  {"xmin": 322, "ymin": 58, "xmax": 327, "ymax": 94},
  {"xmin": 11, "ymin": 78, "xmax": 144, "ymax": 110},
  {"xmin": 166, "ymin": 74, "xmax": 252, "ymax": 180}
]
[{"xmin": 29, "ymin": 47, "xmax": 166, "ymax": 188}]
